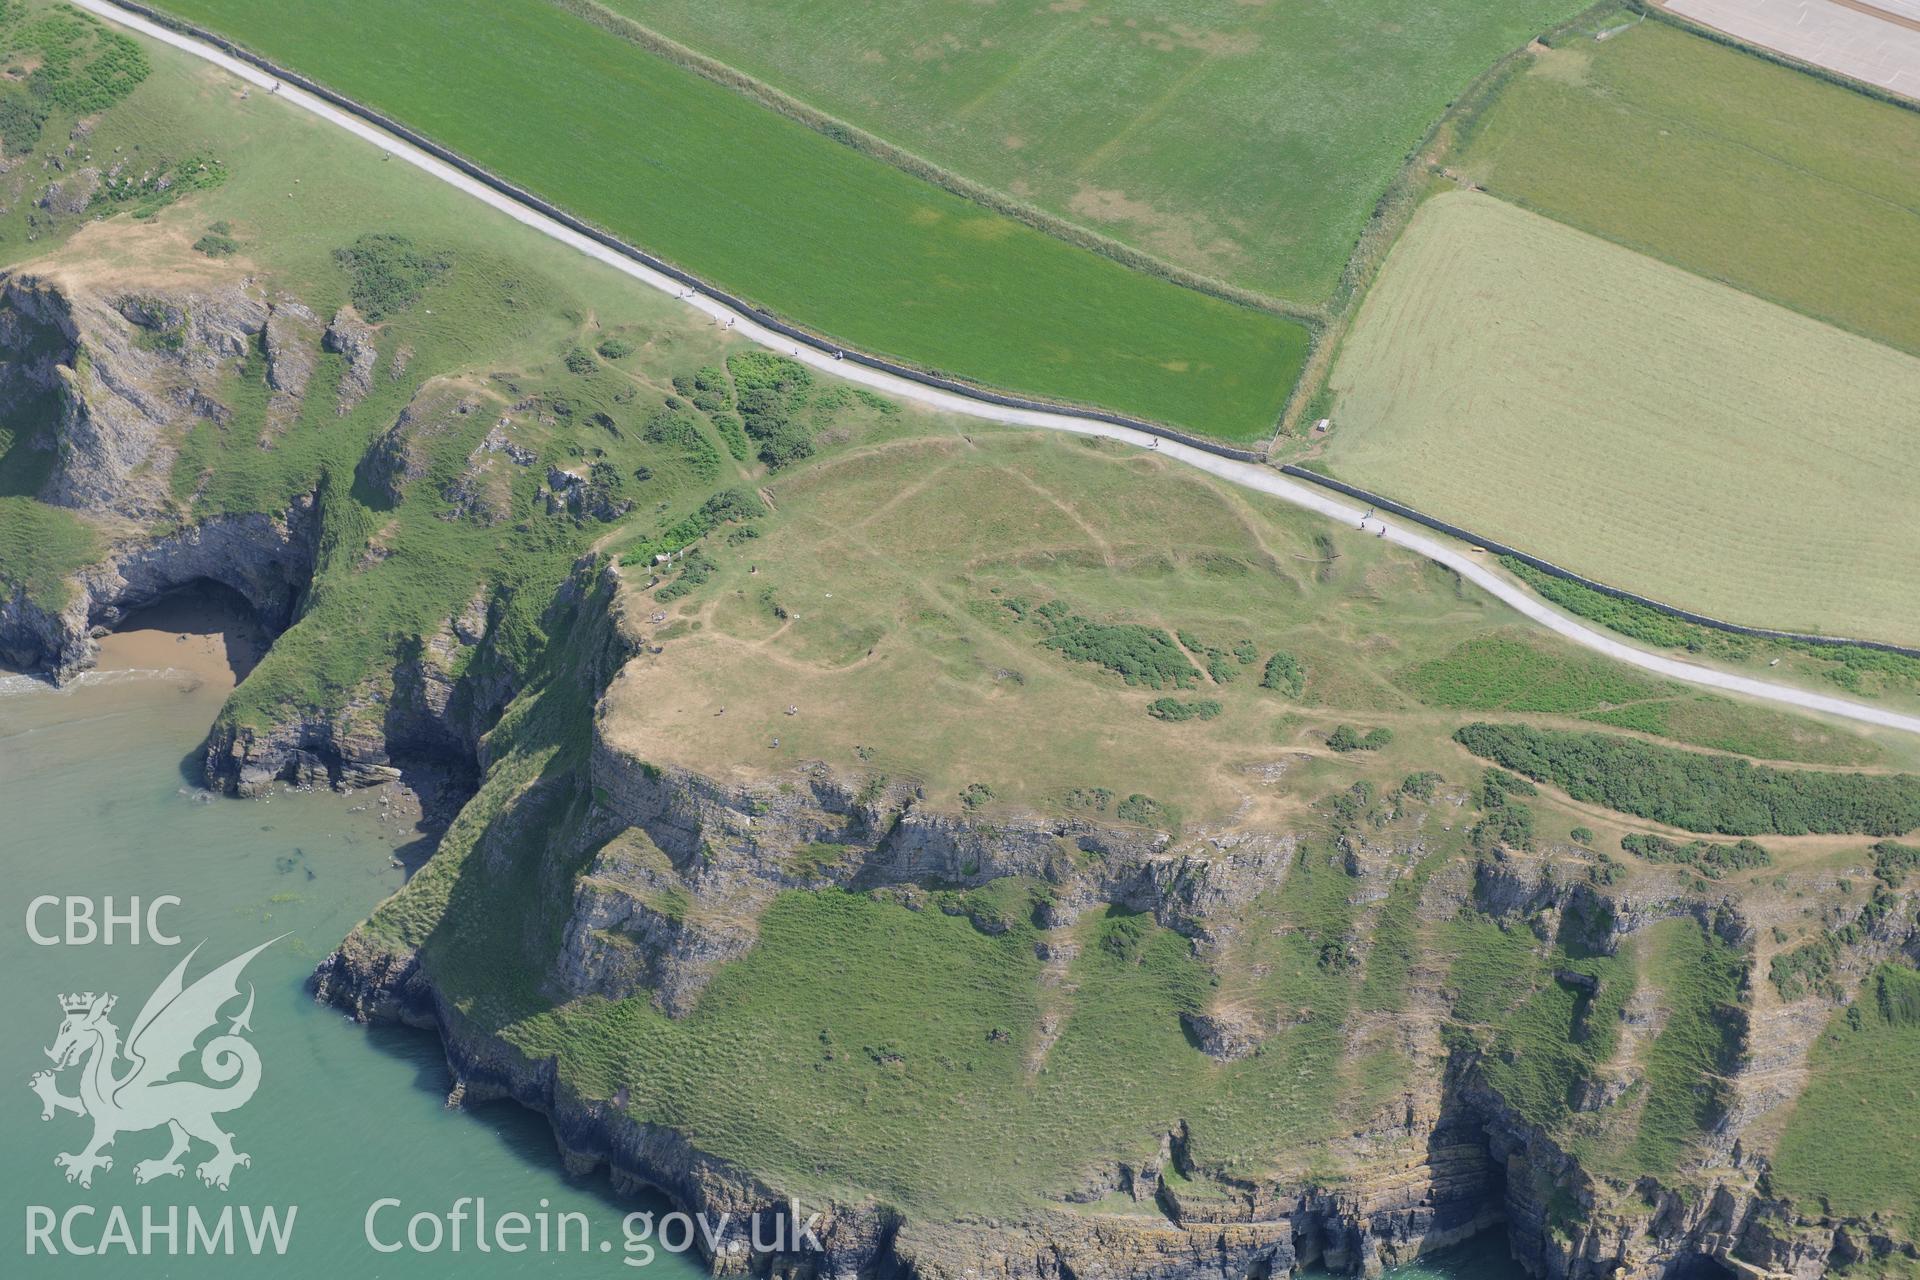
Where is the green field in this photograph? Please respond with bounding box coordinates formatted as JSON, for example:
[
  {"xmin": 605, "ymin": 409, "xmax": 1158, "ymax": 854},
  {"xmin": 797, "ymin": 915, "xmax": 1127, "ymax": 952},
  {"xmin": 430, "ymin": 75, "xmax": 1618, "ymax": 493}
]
[
  {"xmin": 601, "ymin": 0, "xmax": 1587, "ymax": 304},
  {"xmin": 1454, "ymin": 20, "xmax": 1920, "ymax": 356},
  {"xmin": 146, "ymin": 0, "xmax": 1305, "ymax": 441},
  {"xmin": 1322, "ymin": 192, "xmax": 1920, "ymax": 645}
]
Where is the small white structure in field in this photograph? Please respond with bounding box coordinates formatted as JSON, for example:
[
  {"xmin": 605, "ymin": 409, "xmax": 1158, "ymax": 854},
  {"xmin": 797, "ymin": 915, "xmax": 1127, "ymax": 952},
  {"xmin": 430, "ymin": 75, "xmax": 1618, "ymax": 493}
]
[{"xmin": 1312, "ymin": 418, "xmax": 1331, "ymax": 434}]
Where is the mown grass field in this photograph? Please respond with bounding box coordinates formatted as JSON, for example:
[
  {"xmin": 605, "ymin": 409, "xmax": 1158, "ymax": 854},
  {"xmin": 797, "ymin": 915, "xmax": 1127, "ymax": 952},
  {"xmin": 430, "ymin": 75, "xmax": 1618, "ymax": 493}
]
[
  {"xmin": 146, "ymin": 0, "xmax": 1305, "ymax": 441},
  {"xmin": 602, "ymin": 0, "xmax": 1588, "ymax": 304},
  {"xmin": 1454, "ymin": 20, "xmax": 1920, "ymax": 357},
  {"xmin": 1322, "ymin": 192, "xmax": 1920, "ymax": 646}
]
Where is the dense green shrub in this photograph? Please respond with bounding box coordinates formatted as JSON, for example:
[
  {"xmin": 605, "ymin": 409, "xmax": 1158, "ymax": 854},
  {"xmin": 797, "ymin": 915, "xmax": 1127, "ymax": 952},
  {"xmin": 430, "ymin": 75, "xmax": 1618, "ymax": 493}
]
[
  {"xmin": 1328, "ymin": 724, "xmax": 1391, "ymax": 753},
  {"xmin": 1176, "ymin": 631, "xmax": 1246, "ymax": 684},
  {"xmin": 710, "ymin": 410, "xmax": 750, "ymax": 462},
  {"xmin": 1261, "ymin": 651, "xmax": 1306, "ymax": 698},
  {"xmin": 1619, "ymin": 833, "xmax": 1772, "ymax": 879},
  {"xmin": 643, "ymin": 408, "xmax": 709, "ymax": 451},
  {"xmin": 1147, "ymin": 698, "xmax": 1222, "ymax": 722},
  {"xmin": 673, "ymin": 365, "xmax": 732, "ymax": 414},
  {"xmin": 959, "ymin": 782, "xmax": 995, "ymax": 811},
  {"xmin": 332, "ymin": 233, "xmax": 451, "ymax": 319},
  {"xmin": 1005, "ymin": 599, "xmax": 1197, "ymax": 690},
  {"xmin": 1771, "ymin": 937, "xmax": 1841, "ymax": 1001},
  {"xmin": 1398, "ymin": 771, "xmax": 1444, "ymax": 802},
  {"xmin": 1872, "ymin": 840, "xmax": 1920, "ymax": 886},
  {"xmin": 596, "ymin": 337, "xmax": 635, "ymax": 360},
  {"xmin": 1472, "ymin": 800, "xmax": 1535, "ymax": 854},
  {"xmin": 16, "ymin": 10, "xmax": 148, "ymax": 115},
  {"xmin": 0, "ymin": 85, "xmax": 47, "ymax": 155},
  {"xmin": 564, "ymin": 346, "xmax": 597, "ymax": 375},
  {"xmin": 1454, "ymin": 722, "xmax": 1920, "ymax": 836},
  {"xmin": 1483, "ymin": 767, "xmax": 1538, "ymax": 806},
  {"xmin": 1570, "ymin": 826, "xmax": 1595, "ymax": 845},
  {"xmin": 1116, "ymin": 793, "xmax": 1165, "ymax": 825},
  {"xmin": 192, "ymin": 221, "xmax": 238, "ymax": 257}
]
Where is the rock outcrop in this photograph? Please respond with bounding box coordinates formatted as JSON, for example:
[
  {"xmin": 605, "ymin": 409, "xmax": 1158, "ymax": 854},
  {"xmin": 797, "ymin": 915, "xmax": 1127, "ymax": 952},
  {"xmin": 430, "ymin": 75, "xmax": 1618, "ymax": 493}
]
[
  {"xmin": 322, "ymin": 304, "xmax": 378, "ymax": 416},
  {"xmin": 262, "ymin": 296, "xmax": 322, "ymax": 433},
  {"xmin": 0, "ymin": 269, "xmax": 268, "ymax": 520}
]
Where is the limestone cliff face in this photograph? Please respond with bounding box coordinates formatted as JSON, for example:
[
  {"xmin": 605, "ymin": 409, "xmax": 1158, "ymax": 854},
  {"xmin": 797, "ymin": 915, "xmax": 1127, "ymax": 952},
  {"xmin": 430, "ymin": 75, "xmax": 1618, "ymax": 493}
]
[
  {"xmin": 313, "ymin": 709, "xmax": 1920, "ymax": 1280},
  {"xmin": 0, "ymin": 270, "xmax": 309, "ymax": 521}
]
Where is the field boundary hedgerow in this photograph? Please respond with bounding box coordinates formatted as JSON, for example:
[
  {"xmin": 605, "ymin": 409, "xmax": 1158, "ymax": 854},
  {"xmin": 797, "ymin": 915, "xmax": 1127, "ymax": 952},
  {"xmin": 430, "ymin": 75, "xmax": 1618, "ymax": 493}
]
[
  {"xmin": 547, "ymin": 0, "xmax": 1311, "ymax": 329},
  {"xmin": 1277, "ymin": 465, "xmax": 1920, "ymax": 660},
  {"xmin": 96, "ymin": 0, "xmax": 1282, "ymax": 461}
]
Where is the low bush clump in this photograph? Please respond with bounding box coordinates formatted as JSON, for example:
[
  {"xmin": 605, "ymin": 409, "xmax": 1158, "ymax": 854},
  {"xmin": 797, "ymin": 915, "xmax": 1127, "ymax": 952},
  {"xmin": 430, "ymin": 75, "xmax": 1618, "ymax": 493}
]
[
  {"xmin": 1147, "ymin": 698, "xmax": 1221, "ymax": 722},
  {"xmin": 1619, "ymin": 833, "xmax": 1772, "ymax": 879},
  {"xmin": 1328, "ymin": 724, "xmax": 1392, "ymax": 753},
  {"xmin": 192, "ymin": 221, "xmax": 238, "ymax": 257},
  {"xmin": 1872, "ymin": 840, "xmax": 1920, "ymax": 886},
  {"xmin": 1261, "ymin": 651, "xmax": 1305, "ymax": 698},
  {"xmin": 1398, "ymin": 771, "xmax": 1444, "ymax": 802},
  {"xmin": 596, "ymin": 336, "xmax": 635, "ymax": 360},
  {"xmin": 1004, "ymin": 598, "xmax": 1197, "ymax": 690},
  {"xmin": 333, "ymin": 233, "xmax": 452, "ymax": 319}
]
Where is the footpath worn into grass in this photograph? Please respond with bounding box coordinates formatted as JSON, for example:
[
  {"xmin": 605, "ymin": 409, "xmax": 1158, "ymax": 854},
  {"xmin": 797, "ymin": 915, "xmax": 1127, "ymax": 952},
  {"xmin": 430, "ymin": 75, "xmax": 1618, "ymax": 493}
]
[
  {"xmin": 146, "ymin": 0, "xmax": 1307, "ymax": 442},
  {"xmin": 1323, "ymin": 192, "xmax": 1920, "ymax": 646}
]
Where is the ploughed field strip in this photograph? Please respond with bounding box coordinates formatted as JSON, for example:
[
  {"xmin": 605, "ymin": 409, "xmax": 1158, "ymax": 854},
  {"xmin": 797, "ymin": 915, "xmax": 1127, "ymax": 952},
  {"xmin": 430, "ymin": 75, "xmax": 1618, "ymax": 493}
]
[
  {"xmin": 599, "ymin": 0, "xmax": 1592, "ymax": 304},
  {"xmin": 1320, "ymin": 191, "xmax": 1920, "ymax": 648},
  {"xmin": 145, "ymin": 0, "xmax": 1308, "ymax": 443}
]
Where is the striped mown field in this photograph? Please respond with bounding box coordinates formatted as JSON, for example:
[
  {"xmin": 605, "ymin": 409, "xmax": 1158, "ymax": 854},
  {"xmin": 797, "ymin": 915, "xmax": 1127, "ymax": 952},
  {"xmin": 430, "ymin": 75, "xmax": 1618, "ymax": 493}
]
[{"xmin": 1322, "ymin": 192, "xmax": 1920, "ymax": 646}]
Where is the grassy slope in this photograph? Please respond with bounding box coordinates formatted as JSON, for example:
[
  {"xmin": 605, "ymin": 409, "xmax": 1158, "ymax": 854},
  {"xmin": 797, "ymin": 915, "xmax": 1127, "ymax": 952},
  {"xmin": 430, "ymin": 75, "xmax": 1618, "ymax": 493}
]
[
  {"xmin": 605, "ymin": 0, "xmax": 1588, "ymax": 304},
  {"xmin": 1323, "ymin": 191, "xmax": 1920, "ymax": 645},
  {"xmin": 1773, "ymin": 965, "xmax": 1920, "ymax": 1239},
  {"xmin": 146, "ymin": 0, "xmax": 1306, "ymax": 441},
  {"xmin": 1454, "ymin": 21, "xmax": 1920, "ymax": 358}
]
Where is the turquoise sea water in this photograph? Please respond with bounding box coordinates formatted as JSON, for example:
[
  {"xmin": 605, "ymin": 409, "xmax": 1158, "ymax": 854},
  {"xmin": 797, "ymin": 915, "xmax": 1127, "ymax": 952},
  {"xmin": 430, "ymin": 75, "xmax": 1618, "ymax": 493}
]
[{"xmin": 0, "ymin": 611, "xmax": 1523, "ymax": 1278}]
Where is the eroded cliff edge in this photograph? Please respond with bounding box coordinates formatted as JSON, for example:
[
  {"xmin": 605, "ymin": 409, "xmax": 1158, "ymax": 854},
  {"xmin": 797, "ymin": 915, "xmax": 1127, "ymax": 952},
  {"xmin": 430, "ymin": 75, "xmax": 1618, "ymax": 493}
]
[{"xmin": 308, "ymin": 564, "xmax": 1920, "ymax": 1280}]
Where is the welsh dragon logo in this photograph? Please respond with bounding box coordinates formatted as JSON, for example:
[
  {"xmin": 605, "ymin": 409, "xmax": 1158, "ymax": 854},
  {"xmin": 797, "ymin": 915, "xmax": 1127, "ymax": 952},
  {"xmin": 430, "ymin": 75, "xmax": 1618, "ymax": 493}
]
[{"xmin": 27, "ymin": 937, "xmax": 281, "ymax": 1190}]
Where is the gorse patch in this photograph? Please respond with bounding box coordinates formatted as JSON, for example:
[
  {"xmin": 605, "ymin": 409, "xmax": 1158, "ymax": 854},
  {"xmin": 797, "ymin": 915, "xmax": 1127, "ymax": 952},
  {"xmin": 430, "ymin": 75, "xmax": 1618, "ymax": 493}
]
[
  {"xmin": 1454, "ymin": 723, "xmax": 1920, "ymax": 837},
  {"xmin": 333, "ymin": 233, "xmax": 453, "ymax": 320},
  {"xmin": 1619, "ymin": 833, "xmax": 1771, "ymax": 880}
]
